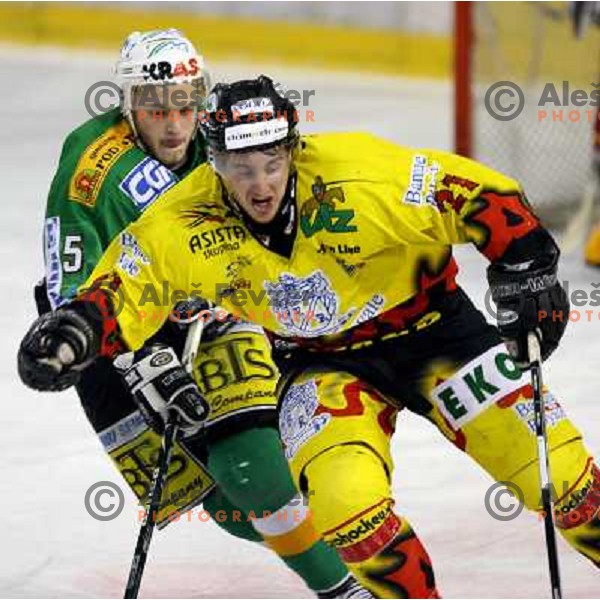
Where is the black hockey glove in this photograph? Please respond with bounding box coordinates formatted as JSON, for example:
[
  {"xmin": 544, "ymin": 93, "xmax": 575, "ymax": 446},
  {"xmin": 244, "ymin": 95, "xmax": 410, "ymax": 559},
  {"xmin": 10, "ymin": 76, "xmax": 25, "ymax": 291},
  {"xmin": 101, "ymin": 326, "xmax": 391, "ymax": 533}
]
[
  {"xmin": 487, "ymin": 243, "xmax": 569, "ymax": 367},
  {"xmin": 18, "ymin": 308, "xmax": 100, "ymax": 391},
  {"xmin": 114, "ymin": 344, "xmax": 209, "ymax": 437}
]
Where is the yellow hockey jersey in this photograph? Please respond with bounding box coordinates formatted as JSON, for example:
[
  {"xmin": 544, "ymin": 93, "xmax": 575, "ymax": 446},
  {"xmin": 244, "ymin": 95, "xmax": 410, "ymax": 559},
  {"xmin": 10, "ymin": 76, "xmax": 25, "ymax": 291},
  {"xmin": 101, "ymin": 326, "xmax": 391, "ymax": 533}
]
[{"xmin": 81, "ymin": 132, "xmax": 540, "ymax": 354}]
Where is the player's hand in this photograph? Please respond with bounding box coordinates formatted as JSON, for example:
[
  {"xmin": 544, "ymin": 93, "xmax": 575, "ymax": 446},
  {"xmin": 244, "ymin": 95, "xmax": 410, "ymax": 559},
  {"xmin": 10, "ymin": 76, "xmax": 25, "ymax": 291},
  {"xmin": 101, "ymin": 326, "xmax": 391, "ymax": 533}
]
[
  {"xmin": 17, "ymin": 308, "xmax": 99, "ymax": 391},
  {"xmin": 487, "ymin": 246, "xmax": 569, "ymax": 368},
  {"xmin": 114, "ymin": 344, "xmax": 209, "ymax": 436},
  {"xmin": 171, "ymin": 297, "xmax": 214, "ymax": 327}
]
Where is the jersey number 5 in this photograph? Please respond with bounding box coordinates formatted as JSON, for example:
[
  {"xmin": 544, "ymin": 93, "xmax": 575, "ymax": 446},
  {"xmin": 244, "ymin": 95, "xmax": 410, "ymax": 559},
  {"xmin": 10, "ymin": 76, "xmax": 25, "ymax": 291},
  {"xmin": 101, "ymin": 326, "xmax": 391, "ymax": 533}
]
[{"xmin": 63, "ymin": 235, "xmax": 83, "ymax": 273}]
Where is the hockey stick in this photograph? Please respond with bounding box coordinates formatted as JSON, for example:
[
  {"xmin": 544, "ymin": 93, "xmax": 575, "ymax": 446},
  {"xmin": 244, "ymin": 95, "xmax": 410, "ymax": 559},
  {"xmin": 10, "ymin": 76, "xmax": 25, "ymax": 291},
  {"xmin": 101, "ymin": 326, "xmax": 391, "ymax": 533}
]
[
  {"xmin": 123, "ymin": 413, "xmax": 178, "ymax": 598},
  {"xmin": 527, "ymin": 333, "xmax": 562, "ymax": 599},
  {"xmin": 123, "ymin": 316, "xmax": 205, "ymax": 599}
]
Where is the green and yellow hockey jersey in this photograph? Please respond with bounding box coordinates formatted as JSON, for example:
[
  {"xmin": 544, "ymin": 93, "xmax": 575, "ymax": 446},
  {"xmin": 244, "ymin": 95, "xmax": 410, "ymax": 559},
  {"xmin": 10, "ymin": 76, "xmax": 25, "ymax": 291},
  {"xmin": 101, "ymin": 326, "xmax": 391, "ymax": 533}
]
[{"xmin": 43, "ymin": 107, "xmax": 206, "ymax": 308}]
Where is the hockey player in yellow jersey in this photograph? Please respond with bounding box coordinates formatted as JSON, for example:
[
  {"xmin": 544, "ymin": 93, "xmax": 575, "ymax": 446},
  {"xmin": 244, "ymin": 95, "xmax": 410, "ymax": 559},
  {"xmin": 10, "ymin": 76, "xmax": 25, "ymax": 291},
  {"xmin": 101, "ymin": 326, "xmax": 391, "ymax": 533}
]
[
  {"xmin": 19, "ymin": 76, "xmax": 600, "ymax": 597},
  {"xmin": 25, "ymin": 34, "xmax": 372, "ymax": 599}
]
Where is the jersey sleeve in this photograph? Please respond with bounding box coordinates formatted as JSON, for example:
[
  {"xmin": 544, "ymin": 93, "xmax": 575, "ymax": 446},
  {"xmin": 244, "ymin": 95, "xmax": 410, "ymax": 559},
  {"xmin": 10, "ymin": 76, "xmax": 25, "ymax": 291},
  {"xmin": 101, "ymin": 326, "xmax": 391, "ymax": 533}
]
[
  {"xmin": 79, "ymin": 208, "xmax": 193, "ymax": 353},
  {"xmin": 43, "ymin": 135, "xmax": 122, "ymax": 309},
  {"xmin": 394, "ymin": 149, "xmax": 541, "ymax": 263},
  {"xmin": 44, "ymin": 195, "xmax": 107, "ymax": 309}
]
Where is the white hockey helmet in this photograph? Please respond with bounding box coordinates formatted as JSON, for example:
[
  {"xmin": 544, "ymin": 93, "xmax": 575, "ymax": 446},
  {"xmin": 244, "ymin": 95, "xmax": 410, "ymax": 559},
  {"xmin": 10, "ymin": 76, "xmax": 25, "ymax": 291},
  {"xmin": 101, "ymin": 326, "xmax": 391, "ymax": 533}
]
[{"xmin": 114, "ymin": 28, "xmax": 210, "ymax": 134}]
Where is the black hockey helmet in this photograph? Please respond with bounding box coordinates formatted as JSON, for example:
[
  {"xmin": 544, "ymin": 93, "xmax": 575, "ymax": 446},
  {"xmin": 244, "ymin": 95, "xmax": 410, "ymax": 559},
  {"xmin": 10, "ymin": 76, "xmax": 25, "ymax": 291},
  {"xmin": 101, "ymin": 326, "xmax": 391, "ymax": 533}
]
[{"xmin": 200, "ymin": 75, "xmax": 299, "ymax": 153}]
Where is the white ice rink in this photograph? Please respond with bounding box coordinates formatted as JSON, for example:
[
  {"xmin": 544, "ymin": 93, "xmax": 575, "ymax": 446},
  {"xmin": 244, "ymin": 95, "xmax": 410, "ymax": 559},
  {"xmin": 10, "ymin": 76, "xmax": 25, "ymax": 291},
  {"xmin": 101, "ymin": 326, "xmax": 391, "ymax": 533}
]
[{"xmin": 1, "ymin": 45, "xmax": 599, "ymax": 598}]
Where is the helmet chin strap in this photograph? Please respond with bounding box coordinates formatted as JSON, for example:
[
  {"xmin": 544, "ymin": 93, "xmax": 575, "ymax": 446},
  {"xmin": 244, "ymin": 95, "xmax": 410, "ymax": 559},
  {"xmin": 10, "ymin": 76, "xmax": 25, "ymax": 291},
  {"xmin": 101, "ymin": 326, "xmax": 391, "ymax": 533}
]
[{"xmin": 124, "ymin": 110, "xmax": 146, "ymax": 152}]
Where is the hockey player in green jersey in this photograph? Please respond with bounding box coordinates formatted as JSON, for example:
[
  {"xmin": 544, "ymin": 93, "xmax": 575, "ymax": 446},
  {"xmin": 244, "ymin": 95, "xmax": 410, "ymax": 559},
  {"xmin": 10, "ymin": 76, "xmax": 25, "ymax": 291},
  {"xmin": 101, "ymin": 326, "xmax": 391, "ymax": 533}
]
[{"xmin": 30, "ymin": 32, "xmax": 370, "ymax": 599}]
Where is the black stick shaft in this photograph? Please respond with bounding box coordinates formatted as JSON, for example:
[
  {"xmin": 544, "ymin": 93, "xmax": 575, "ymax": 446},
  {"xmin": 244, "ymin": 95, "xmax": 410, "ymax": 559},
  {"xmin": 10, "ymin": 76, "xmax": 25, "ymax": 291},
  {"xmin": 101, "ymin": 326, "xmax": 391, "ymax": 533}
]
[
  {"xmin": 529, "ymin": 333, "xmax": 562, "ymax": 599},
  {"xmin": 122, "ymin": 318, "xmax": 203, "ymax": 598},
  {"xmin": 123, "ymin": 416, "xmax": 178, "ymax": 599}
]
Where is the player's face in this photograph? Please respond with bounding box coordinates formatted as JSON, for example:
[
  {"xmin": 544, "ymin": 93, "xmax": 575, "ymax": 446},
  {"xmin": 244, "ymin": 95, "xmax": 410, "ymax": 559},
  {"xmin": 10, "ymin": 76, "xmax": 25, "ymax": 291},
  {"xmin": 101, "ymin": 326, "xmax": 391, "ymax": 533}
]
[
  {"xmin": 131, "ymin": 82, "xmax": 200, "ymax": 169},
  {"xmin": 217, "ymin": 146, "xmax": 292, "ymax": 224}
]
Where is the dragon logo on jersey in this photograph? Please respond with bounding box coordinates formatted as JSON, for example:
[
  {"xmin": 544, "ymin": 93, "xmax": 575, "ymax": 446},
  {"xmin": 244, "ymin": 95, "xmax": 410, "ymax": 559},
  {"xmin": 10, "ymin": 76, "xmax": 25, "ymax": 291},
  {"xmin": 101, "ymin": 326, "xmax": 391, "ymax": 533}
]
[
  {"xmin": 300, "ymin": 176, "xmax": 357, "ymax": 238},
  {"xmin": 279, "ymin": 379, "xmax": 331, "ymax": 459},
  {"xmin": 181, "ymin": 202, "xmax": 233, "ymax": 228},
  {"xmin": 120, "ymin": 157, "xmax": 176, "ymax": 211},
  {"xmin": 264, "ymin": 270, "xmax": 355, "ymax": 337}
]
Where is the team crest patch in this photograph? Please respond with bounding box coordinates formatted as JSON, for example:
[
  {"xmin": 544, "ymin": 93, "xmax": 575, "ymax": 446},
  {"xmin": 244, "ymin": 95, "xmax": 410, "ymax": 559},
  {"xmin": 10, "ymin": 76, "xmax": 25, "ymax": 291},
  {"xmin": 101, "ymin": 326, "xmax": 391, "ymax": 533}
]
[
  {"xmin": 72, "ymin": 169, "xmax": 101, "ymax": 206},
  {"xmin": 279, "ymin": 380, "xmax": 331, "ymax": 459},
  {"xmin": 300, "ymin": 176, "xmax": 356, "ymax": 238},
  {"xmin": 264, "ymin": 270, "xmax": 355, "ymax": 337},
  {"xmin": 119, "ymin": 157, "xmax": 176, "ymax": 210}
]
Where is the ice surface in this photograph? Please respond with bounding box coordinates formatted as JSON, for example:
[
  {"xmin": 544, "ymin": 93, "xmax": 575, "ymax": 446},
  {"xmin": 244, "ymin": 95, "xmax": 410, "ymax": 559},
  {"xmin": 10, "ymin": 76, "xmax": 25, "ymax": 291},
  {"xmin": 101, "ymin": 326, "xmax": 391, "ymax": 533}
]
[{"xmin": 0, "ymin": 45, "xmax": 598, "ymax": 598}]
